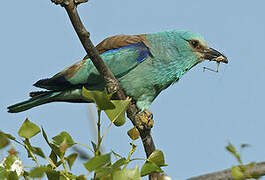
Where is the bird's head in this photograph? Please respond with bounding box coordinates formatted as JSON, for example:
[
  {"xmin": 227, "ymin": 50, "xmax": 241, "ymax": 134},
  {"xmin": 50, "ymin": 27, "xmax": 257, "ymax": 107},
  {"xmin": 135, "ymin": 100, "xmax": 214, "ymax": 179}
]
[{"xmin": 171, "ymin": 30, "xmax": 228, "ymax": 72}]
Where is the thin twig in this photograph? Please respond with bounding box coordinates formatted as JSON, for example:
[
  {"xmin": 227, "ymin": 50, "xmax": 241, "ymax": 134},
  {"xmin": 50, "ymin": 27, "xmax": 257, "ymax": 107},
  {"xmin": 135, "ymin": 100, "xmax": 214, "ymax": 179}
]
[
  {"xmin": 96, "ymin": 110, "xmax": 101, "ymax": 156},
  {"xmin": 123, "ymin": 141, "xmax": 136, "ymax": 170},
  {"xmin": 61, "ymin": 157, "xmax": 69, "ymax": 176},
  {"xmin": 24, "ymin": 144, "xmax": 40, "ymax": 167},
  {"xmin": 101, "ymin": 118, "xmax": 114, "ymax": 142}
]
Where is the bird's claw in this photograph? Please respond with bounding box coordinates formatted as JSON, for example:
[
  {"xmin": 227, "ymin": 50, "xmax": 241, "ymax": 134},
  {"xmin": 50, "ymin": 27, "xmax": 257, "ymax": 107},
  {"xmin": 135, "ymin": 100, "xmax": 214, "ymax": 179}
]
[{"xmin": 137, "ymin": 110, "xmax": 154, "ymax": 130}]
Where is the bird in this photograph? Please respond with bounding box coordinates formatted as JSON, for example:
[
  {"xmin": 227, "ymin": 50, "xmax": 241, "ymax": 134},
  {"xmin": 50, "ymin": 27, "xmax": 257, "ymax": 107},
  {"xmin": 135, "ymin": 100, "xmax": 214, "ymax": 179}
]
[{"xmin": 8, "ymin": 30, "xmax": 228, "ymax": 113}]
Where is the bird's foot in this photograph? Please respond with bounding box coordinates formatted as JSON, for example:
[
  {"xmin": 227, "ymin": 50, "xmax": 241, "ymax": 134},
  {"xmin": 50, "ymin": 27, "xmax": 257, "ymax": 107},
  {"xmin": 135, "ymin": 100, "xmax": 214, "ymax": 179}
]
[{"xmin": 137, "ymin": 110, "xmax": 154, "ymax": 130}]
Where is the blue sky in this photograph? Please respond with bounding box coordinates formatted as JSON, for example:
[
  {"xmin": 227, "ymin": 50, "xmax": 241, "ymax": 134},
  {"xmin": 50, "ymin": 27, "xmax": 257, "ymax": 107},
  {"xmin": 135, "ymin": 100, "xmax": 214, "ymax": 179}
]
[{"xmin": 1, "ymin": 0, "xmax": 265, "ymax": 179}]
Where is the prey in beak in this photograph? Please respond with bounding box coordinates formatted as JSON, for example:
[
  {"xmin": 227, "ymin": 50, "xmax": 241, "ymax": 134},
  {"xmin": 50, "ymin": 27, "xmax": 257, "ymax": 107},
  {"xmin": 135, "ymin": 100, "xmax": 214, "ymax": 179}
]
[
  {"xmin": 203, "ymin": 48, "xmax": 228, "ymax": 72},
  {"xmin": 187, "ymin": 39, "xmax": 228, "ymax": 72}
]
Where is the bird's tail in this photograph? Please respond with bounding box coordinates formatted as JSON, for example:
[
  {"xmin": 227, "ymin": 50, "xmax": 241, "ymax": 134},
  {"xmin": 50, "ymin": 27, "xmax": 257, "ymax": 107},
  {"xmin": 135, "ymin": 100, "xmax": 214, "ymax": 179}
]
[{"xmin": 8, "ymin": 91, "xmax": 61, "ymax": 113}]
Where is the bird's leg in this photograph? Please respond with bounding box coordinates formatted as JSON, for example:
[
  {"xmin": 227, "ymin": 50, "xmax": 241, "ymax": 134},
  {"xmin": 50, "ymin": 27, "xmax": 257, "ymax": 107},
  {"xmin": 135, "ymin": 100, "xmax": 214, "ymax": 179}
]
[{"xmin": 137, "ymin": 110, "xmax": 154, "ymax": 130}]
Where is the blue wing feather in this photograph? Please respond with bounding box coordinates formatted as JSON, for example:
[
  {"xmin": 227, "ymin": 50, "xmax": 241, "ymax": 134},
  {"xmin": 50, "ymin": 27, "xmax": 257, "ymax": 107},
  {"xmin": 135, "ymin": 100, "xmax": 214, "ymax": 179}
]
[
  {"xmin": 103, "ymin": 42, "xmax": 149, "ymax": 63},
  {"xmin": 34, "ymin": 42, "xmax": 150, "ymax": 90}
]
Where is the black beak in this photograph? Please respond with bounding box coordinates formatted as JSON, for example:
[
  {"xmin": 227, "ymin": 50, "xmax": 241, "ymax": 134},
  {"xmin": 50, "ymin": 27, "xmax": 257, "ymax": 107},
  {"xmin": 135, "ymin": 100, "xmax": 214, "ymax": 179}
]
[{"xmin": 204, "ymin": 48, "xmax": 228, "ymax": 64}]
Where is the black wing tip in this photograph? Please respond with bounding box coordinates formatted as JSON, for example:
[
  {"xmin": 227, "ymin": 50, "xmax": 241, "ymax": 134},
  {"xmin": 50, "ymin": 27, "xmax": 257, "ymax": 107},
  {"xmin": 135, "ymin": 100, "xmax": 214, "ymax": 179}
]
[
  {"xmin": 7, "ymin": 105, "xmax": 18, "ymax": 113},
  {"xmin": 33, "ymin": 76, "xmax": 74, "ymax": 91},
  {"xmin": 7, "ymin": 109, "xmax": 15, "ymax": 113}
]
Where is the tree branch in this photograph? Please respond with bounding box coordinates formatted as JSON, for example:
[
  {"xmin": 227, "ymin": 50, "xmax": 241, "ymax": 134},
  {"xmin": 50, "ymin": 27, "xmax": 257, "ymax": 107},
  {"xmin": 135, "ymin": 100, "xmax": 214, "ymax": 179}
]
[
  {"xmin": 188, "ymin": 161, "xmax": 265, "ymax": 180},
  {"xmin": 50, "ymin": 0, "xmax": 158, "ymax": 179}
]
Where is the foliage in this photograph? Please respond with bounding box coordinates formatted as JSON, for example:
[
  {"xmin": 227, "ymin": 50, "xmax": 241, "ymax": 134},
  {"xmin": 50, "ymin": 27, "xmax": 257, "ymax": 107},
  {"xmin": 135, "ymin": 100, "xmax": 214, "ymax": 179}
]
[
  {"xmin": 226, "ymin": 142, "xmax": 260, "ymax": 180},
  {"xmin": 1, "ymin": 88, "xmax": 167, "ymax": 179}
]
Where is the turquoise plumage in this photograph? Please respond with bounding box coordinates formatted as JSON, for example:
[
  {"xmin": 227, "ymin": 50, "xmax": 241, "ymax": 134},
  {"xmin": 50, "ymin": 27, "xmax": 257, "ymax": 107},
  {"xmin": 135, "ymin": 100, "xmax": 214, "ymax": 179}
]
[{"xmin": 8, "ymin": 30, "xmax": 228, "ymax": 113}]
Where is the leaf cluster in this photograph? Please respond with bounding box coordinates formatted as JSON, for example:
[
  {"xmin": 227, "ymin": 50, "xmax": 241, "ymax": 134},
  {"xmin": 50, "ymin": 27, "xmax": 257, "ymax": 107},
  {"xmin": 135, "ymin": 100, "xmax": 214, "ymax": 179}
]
[
  {"xmin": 226, "ymin": 142, "xmax": 260, "ymax": 180},
  {"xmin": 1, "ymin": 89, "xmax": 167, "ymax": 179}
]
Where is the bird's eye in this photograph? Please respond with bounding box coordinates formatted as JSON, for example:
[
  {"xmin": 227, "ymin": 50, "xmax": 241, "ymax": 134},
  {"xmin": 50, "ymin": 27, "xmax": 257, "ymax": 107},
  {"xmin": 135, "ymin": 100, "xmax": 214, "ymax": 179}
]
[{"xmin": 190, "ymin": 40, "xmax": 199, "ymax": 48}]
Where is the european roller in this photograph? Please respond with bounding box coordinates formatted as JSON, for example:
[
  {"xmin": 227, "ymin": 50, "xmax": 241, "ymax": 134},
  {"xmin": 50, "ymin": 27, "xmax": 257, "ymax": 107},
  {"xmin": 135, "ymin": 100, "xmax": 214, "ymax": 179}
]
[{"xmin": 8, "ymin": 30, "xmax": 228, "ymax": 113}]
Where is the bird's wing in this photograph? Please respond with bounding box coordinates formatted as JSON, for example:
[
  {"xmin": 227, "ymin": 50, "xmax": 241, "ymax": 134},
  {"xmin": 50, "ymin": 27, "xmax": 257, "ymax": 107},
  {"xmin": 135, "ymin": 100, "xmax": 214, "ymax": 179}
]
[
  {"xmin": 34, "ymin": 35, "xmax": 151, "ymax": 90},
  {"xmin": 84, "ymin": 34, "xmax": 150, "ymax": 56}
]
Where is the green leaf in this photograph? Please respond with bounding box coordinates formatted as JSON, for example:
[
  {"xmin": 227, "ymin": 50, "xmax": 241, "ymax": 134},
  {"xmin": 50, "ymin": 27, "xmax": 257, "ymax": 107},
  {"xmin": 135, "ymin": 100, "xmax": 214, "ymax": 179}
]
[
  {"xmin": 231, "ymin": 166, "xmax": 244, "ymax": 180},
  {"xmin": 91, "ymin": 141, "xmax": 97, "ymax": 152},
  {"xmin": 112, "ymin": 158, "xmax": 127, "ymax": 169},
  {"xmin": 45, "ymin": 170, "xmax": 68, "ymax": 180},
  {"xmin": 66, "ymin": 153, "xmax": 78, "ymax": 170},
  {"xmin": 23, "ymin": 139, "xmax": 46, "ymax": 158},
  {"xmin": 147, "ymin": 150, "xmax": 166, "ymax": 167},
  {"xmin": 76, "ymin": 175, "xmax": 86, "ymax": 180},
  {"xmin": 95, "ymin": 167, "xmax": 114, "ymax": 179},
  {"xmin": 22, "ymin": 171, "xmax": 30, "ymax": 180},
  {"xmin": 59, "ymin": 139, "xmax": 68, "ymax": 154},
  {"xmin": 104, "ymin": 99, "xmax": 131, "ymax": 126},
  {"xmin": 52, "ymin": 132, "xmax": 74, "ymax": 147},
  {"xmin": 29, "ymin": 166, "xmax": 50, "ymax": 178},
  {"xmin": 31, "ymin": 147, "xmax": 45, "ymax": 158},
  {"xmin": 49, "ymin": 150, "xmax": 58, "ymax": 165},
  {"xmin": 46, "ymin": 170, "xmax": 60, "ymax": 180},
  {"xmin": 0, "ymin": 131, "xmax": 9, "ymax": 149},
  {"xmin": 7, "ymin": 171, "xmax": 19, "ymax": 180},
  {"xmin": 50, "ymin": 143, "xmax": 63, "ymax": 158},
  {"xmin": 18, "ymin": 119, "xmax": 40, "ymax": 139},
  {"xmin": 127, "ymin": 127, "xmax": 140, "ymax": 140},
  {"xmin": 82, "ymin": 87, "xmax": 115, "ymax": 110},
  {"xmin": 95, "ymin": 158, "xmax": 127, "ymax": 178},
  {"xmin": 42, "ymin": 128, "xmax": 63, "ymax": 158},
  {"xmin": 83, "ymin": 153, "xmax": 111, "ymax": 172},
  {"xmin": 0, "ymin": 166, "xmax": 7, "ymax": 179},
  {"xmin": 140, "ymin": 161, "xmax": 163, "ymax": 177},
  {"xmin": 99, "ymin": 176, "xmax": 112, "ymax": 180},
  {"xmin": 42, "ymin": 128, "xmax": 50, "ymax": 145},
  {"xmin": 226, "ymin": 142, "xmax": 242, "ymax": 164},
  {"xmin": 113, "ymin": 166, "xmax": 140, "ymax": 180}
]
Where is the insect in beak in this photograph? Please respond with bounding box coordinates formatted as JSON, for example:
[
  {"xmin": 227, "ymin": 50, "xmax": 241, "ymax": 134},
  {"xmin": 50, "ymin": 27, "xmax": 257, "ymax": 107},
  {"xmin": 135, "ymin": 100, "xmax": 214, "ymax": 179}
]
[{"xmin": 203, "ymin": 48, "xmax": 228, "ymax": 72}]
